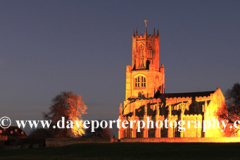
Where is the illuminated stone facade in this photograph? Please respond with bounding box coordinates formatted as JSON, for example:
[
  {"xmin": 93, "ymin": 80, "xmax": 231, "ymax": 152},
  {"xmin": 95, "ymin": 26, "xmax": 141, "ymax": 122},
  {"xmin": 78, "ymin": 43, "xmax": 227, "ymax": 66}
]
[
  {"xmin": 118, "ymin": 24, "xmax": 227, "ymax": 140},
  {"xmin": 125, "ymin": 26, "xmax": 165, "ymax": 101}
]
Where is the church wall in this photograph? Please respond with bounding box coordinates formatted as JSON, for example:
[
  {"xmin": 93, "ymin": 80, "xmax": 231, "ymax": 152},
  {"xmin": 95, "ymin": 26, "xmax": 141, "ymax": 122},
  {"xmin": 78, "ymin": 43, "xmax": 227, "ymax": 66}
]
[
  {"xmin": 125, "ymin": 68, "xmax": 164, "ymax": 100},
  {"xmin": 204, "ymin": 88, "xmax": 226, "ymax": 137},
  {"xmin": 182, "ymin": 115, "xmax": 202, "ymax": 138},
  {"xmin": 121, "ymin": 89, "xmax": 227, "ymax": 139}
]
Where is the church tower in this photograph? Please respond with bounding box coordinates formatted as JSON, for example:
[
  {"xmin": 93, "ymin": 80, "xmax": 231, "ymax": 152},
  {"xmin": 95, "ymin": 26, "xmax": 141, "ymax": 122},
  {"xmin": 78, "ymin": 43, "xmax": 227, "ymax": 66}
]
[
  {"xmin": 119, "ymin": 21, "xmax": 228, "ymax": 140},
  {"xmin": 125, "ymin": 20, "xmax": 165, "ymax": 102}
]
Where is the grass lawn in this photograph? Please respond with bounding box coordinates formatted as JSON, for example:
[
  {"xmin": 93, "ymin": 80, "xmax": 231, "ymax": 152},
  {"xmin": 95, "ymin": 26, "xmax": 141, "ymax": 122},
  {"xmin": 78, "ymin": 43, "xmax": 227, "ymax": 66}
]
[{"xmin": 1, "ymin": 143, "xmax": 240, "ymax": 160}]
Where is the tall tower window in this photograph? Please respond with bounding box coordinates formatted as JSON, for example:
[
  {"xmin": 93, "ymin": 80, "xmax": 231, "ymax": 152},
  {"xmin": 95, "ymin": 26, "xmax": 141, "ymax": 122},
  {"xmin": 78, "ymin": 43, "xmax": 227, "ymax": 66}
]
[
  {"xmin": 134, "ymin": 55, "xmax": 136, "ymax": 68},
  {"xmin": 139, "ymin": 44, "xmax": 144, "ymax": 67},
  {"xmin": 147, "ymin": 45, "xmax": 153, "ymax": 64},
  {"xmin": 148, "ymin": 49, "xmax": 152, "ymax": 58},
  {"xmin": 135, "ymin": 75, "xmax": 146, "ymax": 88}
]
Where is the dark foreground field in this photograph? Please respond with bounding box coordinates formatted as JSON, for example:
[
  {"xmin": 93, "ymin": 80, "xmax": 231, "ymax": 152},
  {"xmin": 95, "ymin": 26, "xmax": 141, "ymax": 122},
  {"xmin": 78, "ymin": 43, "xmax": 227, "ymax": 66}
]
[{"xmin": 1, "ymin": 143, "xmax": 240, "ymax": 160}]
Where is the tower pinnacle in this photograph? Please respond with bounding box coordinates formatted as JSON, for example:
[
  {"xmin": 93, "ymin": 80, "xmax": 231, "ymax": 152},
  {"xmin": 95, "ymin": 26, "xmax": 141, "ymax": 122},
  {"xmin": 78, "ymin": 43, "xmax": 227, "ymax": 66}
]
[
  {"xmin": 144, "ymin": 19, "xmax": 148, "ymax": 35},
  {"xmin": 144, "ymin": 19, "xmax": 148, "ymax": 29}
]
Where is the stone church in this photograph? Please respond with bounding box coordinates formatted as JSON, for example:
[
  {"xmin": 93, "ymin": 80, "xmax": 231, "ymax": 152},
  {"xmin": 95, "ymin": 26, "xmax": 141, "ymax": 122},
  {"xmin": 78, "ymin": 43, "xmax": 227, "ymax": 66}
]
[{"xmin": 118, "ymin": 22, "xmax": 226, "ymax": 141}]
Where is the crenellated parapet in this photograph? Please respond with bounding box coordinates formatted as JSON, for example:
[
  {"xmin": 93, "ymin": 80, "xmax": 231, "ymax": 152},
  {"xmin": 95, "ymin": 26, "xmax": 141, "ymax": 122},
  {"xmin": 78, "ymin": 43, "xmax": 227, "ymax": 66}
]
[{"xmin": 132, "ymin": 29, "xmax": 159, "ymax": 39}]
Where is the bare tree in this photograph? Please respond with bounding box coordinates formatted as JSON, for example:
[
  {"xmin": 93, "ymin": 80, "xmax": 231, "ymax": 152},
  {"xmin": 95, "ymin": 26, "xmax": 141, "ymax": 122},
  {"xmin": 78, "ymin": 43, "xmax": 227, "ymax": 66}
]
[
  {"xmin": 217, "ymin": 83, "xmax": 240, "ymax": 136},
  {"xmin": 226, "ymin": 83, "xmax": 240, "ymax": 121}
]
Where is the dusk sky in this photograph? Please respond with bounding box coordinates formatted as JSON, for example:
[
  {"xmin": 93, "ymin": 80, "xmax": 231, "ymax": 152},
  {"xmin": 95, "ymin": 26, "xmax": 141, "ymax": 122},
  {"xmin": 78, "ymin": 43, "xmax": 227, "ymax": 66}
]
[{"xmin": 1, "ymin": 1, "xmax": 240, "ymax": 134}]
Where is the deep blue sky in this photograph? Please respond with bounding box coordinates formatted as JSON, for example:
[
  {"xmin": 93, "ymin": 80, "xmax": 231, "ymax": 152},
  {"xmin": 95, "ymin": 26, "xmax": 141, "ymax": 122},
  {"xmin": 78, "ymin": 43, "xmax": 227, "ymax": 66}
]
[{"xmin": 1, "ymin": 1, "xmax": 240, "ymax": 134}]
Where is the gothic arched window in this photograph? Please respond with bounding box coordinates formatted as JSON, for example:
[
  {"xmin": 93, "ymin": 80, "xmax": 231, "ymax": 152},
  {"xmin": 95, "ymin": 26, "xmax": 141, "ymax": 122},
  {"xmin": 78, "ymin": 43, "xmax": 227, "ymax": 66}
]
[{"xmin": 135, "ymin": 75, "xmax": 146, "ymax": 88}]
